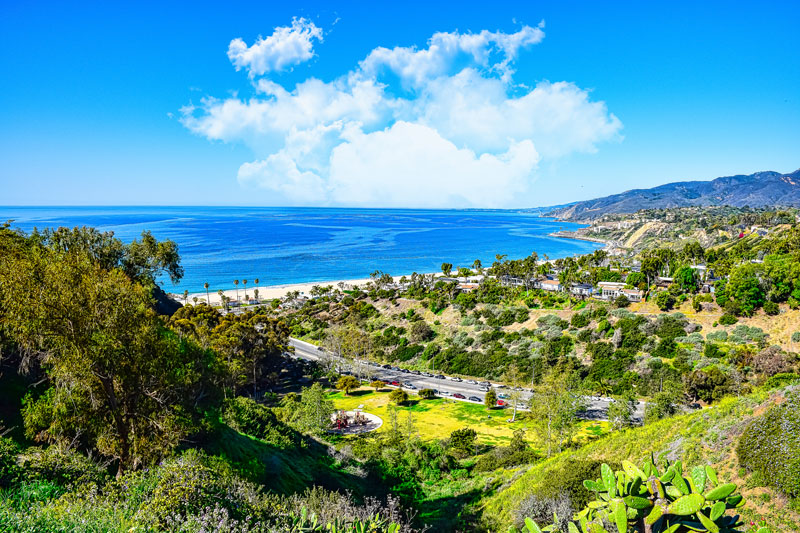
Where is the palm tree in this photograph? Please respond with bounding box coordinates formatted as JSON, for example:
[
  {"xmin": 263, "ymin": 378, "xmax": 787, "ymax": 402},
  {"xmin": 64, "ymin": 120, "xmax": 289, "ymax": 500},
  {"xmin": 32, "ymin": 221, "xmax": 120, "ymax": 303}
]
[
  {"xmin": 182, "ymin": 290, "xmax": 189, "ymax": 306},
  {"xmin": 204, "ymin": 282, "xmax": 210, "ymax": 305},
  {"xmin": 233, "ymin": 280, "xmax": 240, "ymax": 303},
  {"xmin": 243, "ymin": 279, "xmax": 248, "ymax": 301},
  {"xmin": 192, "ymin": 296, "xmax": 198, "ymax": 305},
  {"xmin": 254, "ymin": 288, "xmax": 259, "ymax": 302},
  {"xmin": 217, "ymin": 289, "xmax": 224, "ymax": 309}
]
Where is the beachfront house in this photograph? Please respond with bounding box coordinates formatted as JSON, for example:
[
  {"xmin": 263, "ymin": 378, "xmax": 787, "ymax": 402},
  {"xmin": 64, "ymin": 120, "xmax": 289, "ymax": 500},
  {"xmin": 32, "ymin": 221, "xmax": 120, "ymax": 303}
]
[
  {"xmin": 456, "ymin": 283, "xmax": 480, "ymax": 293},
  {"xmin": 620, "ymin": 288, "xmax": 644, "ymax": 302}
]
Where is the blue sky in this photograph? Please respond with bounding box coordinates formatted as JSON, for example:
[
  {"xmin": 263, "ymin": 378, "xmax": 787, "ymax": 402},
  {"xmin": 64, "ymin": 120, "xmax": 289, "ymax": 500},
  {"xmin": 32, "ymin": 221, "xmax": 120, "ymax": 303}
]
[{"xmin": 1, "ymin": 0, "xmax": 798, "ymax": 208}]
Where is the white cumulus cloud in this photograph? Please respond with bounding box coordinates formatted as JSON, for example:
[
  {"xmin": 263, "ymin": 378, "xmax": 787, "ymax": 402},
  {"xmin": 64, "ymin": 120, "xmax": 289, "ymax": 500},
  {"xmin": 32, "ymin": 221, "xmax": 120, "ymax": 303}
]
[
  {"xmin": 183, "ymin": 20, "xmax": 622, "ymax": 207},
  {"xmin": 227, "ymin": 17, "xmax": 323, "ymax": 77}
]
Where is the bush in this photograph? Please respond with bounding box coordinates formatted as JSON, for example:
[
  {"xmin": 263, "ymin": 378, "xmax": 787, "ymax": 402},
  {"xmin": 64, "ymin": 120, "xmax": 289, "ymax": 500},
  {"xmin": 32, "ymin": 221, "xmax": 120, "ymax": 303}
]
[
  {"xmin": 570, "ymin": 312, "xmax": 590, "ymax": 328},
  {"xmin": 719, "ymin": 313, "xmax": 738, "ymax": 325},
  {"xmin": 654, "ymin": 291, "xmax": 676, "ymax": 311},
  {"xmin": 737, "ymin": 392, "xmax": 800, "ymax": 497},
  {"xmin": 0, "ymin": 436, "xmax": 21, "ymax": 488},
  {"xmin": 764, "ymin": 373, "xmax": 800, "ymax": 389},
  {"xmin": 613, "ymin": 294, "xmax": 630, "ymax": 308},
  {"xmin": 388, "ymin": 389, "xmax": 409, "ymax": 405},
  {"xmin": 17, "ymin": 445, "xmax": 107, "ymax": 487},
  {"xmin": 763, "ymin": 300, "xmax": 780, "ymax": 315}
]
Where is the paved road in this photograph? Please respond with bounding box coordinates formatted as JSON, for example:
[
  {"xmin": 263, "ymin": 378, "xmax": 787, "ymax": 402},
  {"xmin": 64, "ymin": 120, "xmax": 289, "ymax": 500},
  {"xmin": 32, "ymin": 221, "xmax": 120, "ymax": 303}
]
[{"xmin": 288, "ymin": 338, "xmax": 645, "ymax": 421}]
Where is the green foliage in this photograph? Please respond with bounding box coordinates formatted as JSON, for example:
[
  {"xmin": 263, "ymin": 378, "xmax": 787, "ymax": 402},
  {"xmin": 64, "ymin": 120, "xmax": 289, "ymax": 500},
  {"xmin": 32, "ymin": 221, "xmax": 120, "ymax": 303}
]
[
  {"xmin": 719, "ymin": 314, "xmax": 738, "ymax": 326},
  {"xmin": 737, "ymin": 392, "xmax": 800, "ymax": 497},
  {"xmin": 0, "ymin": 437, "xmax": 21, "ymax": 488},
  {"xmin": 449, "ymin": 428, "xmax": 477, "ymax": 455},
  {"xmin": 418, "ymin": 388, "xmax": 436, "ymax": 399},
  {"xmin": 655, "ymin": 291, "xmax": 676, "ymax": 311},
  {"xmin": 287, "ymin": 383, "xmax": 335, "ymax": 435},
  {"xmin": 388, "ymin": 389, "xmax": 409, "ymax": 405},
  {"xmin": 485, "ymin": 388, "xmax": 498, "ymax": 408},
  {"xmin": 222, "ymin": 397, "xmax": 296, "ymax": 448},
  {"xmin": 336, "ymin": 375, "xmax": 361, "ymax": 395},
  {"xmin": 614, "ymin": 294, "xmax": 631, "ymax": 308},
  {"xmin": 531, "ymin": 457, "xmax": 748, "ymax": 533}
]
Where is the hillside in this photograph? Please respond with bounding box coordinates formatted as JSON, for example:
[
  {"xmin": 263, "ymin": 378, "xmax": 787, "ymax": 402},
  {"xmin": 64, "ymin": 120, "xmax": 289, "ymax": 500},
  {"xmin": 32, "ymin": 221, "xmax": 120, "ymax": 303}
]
[
  {"xmin": 551, "ymin": 169, "xmax": 800, "ymax": 220},
  {"xmin": 480, "ymin": 387, "xmax": 800, "ymax": 532}
]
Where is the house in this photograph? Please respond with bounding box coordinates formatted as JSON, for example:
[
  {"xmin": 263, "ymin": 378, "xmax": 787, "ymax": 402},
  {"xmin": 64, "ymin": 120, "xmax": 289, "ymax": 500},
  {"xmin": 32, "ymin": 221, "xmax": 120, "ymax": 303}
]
[
  {"xmin": 597, "ymin": 281, "xmax": 627, "ymax": 300},
  {"xmin": 540, "ymin": 279, "xmax": 561, "ymax": 292},
  {"xmin": 620, "ymin": 288, "xmax": 644, "ymax": 302},
  {"xmin": 456, "ymin": 283, "xmax": 480, "ymax": 293},
  {"xmin": 570, "ymin": 283, "xmax": 594, "ymax": 297},
  {"xmin": 655, "ymin": 277, "xmax": 674, "ymax": 289}
]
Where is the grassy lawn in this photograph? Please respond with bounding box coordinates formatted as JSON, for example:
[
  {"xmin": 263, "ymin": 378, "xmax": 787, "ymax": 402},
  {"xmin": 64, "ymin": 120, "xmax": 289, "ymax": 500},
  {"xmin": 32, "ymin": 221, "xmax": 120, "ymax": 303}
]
[{"xmin": 328, "ymin": 387, "xmax": 607, "ymax": 447}]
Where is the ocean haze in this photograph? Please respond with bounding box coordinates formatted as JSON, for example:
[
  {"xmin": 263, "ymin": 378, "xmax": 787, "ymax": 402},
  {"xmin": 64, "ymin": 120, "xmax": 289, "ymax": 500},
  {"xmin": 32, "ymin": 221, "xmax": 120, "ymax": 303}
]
[{"xmin": 1, "ymin": 206, "xmax": 601, "ymax": 292}]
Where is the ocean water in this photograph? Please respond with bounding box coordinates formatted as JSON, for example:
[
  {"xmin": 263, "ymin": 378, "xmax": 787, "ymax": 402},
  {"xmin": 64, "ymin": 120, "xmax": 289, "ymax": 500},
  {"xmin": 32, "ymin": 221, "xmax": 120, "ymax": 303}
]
[{"xmin": 1, "ymin": 206, "xmax": 601, "ymax": 293}]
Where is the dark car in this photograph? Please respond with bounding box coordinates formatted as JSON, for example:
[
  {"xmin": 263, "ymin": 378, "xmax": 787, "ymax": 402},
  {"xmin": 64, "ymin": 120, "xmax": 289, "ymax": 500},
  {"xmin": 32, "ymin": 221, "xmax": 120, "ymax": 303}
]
[
  {"xmin": 435, "ymin": 374, "xmax": 446, "ymax": 379},
  {"xmin": 468, "ymin": 396, "xmax": 481, "ymax": 402},
  {"xmin": 401, "ymin": 368, "xmax": 410, "ymax": 373},
  {"xmin": 411, "ymin": 370, "xmax": 421, "ymax": 375},
  {"xmin": 391, "ymin": 366, "xmax": 400, "ymax": 371},
  {"xmin": 382, "ymin": 364, "xmax": 391, "ymax": 369},
  {"xmin": 421, "ymin": 372, "xmax": 433, "ymax": 377},
  {"xmin": 453, "ymin": 393, "xmax": 466, "ymax": 399}
]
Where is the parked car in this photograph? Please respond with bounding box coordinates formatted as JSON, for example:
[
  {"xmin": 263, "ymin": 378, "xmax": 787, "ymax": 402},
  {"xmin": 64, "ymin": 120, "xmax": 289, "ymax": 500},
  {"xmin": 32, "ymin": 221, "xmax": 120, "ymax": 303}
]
[
  {"xmin": 479, "ymin": 386, "xmax": 490, "ymax": 392},
  {"xmin": 498, "ymin": 393, "xmax": 509, "ymax": 399},
  {"xmin": 401, "ymin": 368, "xmax": 410, "ymax": 373},
  {"xmin": 390, "ymin": 380, "xmax": 400, "ymax": 386},
  {"xmin": 439, "ymin": 390, "xmax": 451, "ymax": 396},
  {"xmin": 450, "ymin": 377, "xmax": 462, "ymax": 382},
  {"xmin": 466, "ymin": 380, "xmax": 477, "ymax": 385},
  {"xmin": 453, "ymin": 393, "xmax": 466, "ymax": 399},
  {"xmin": 403, "ymin": 382, "xmax": 416, "ymax": 389},
  {"xmin": 496, "ymin": 400, "xmax": 507, "ymax": 406},
  {"xmin": 435, "ymin": 374, "xmax": 446, "ymax": 380},
  {"xmin": 411, "ymin": 370, "xmax": 421, "ymax": 375},
  {"xmin": 382, "ymin": 364, "xmax": 392, "ymax": 369},
  {"xmin": 391, "ymin": 366, "xmax": 400, "ymax": 371},
  {"xmin": 421, "ymin": 372, "xmax": 433, "ymax": 377},
  {"xmin": 468, "ymin": 396, "xmax": 481, "ymax": 402},
  {"xmin": 432, "ymin": 389, "xmax": 439, "ymax": 395}
]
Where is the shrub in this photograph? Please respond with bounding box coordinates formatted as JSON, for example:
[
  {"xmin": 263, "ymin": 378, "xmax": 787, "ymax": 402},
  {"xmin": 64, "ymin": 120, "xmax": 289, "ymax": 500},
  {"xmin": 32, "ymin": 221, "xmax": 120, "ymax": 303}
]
[
  {"xmin": 17, "ymin": 445, "xmax": 107, "ymax": 487},
  {"xmin": 613, "ymin": 294, "xmax": 630, "ymax": 308},
  {"xmin": 763, "ymin": 300, "xmax": 780, "ymax": 315},
  {"xmin": 719, "ymin": 313, "xmax": 738, "ymax": 325},
  {"xmin": 763, "ymin": 373, "xmax": 800, "ymax": 389},
  {"xmin": 654, "ymin": 291, "xmax": 675, "ymax": 311},
  {"xmin": 737, "ymin": 392, "xmax": 800, "ymax": 497},
  {"xmin": 570, "ymin": 312, "xmax": 590, "ymax": 329},
  {"xmin": 0, "ymin": 436, "xmax": 21, "ymax": 488}
]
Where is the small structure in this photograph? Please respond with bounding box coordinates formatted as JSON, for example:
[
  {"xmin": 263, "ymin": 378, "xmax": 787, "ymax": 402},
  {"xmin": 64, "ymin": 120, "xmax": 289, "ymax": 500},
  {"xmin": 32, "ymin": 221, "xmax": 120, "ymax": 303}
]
[
  {"xmin": 570, "ymin": 283, "xmax": 594, "ymax": 297},
  {"xmin": 597, "ymin": 281, "xmax": 626, "ymax": 300}
]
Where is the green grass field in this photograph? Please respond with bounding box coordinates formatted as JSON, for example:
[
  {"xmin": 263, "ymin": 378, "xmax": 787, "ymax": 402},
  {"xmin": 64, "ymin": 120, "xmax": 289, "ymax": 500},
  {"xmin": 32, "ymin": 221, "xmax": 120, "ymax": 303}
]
[{"xmin": 328, "ymin": 387, "xmax": 607, "ymax": 447}]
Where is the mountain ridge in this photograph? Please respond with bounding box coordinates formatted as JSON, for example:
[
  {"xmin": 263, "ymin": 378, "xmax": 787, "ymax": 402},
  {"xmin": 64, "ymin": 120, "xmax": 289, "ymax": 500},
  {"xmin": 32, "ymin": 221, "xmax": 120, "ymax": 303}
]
[{"xmin": 549, "ymin": 168, "xmax": 800, "ymax": 220}]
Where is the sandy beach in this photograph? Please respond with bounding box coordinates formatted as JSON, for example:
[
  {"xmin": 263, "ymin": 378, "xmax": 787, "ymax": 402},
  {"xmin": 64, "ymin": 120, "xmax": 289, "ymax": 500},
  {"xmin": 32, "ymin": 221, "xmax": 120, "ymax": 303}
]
[{"xmin": 174, "ymin": 276, "xmax": 379, "ymax": 306}]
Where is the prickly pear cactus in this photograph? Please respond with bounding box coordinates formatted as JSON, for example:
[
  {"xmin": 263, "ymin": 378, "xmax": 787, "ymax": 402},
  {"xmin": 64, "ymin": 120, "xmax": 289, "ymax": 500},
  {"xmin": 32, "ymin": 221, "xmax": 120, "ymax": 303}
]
[{"xmin": 518, "ymin": 455, "xmax": 766, "ymax": 533}]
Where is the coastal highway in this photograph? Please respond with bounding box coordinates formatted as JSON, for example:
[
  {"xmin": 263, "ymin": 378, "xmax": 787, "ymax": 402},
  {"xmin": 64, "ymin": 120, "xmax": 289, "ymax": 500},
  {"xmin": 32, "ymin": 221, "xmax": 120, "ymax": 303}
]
[{"xmin": 288, "ymin": 338, "xmax": 645, "ymax": 421}]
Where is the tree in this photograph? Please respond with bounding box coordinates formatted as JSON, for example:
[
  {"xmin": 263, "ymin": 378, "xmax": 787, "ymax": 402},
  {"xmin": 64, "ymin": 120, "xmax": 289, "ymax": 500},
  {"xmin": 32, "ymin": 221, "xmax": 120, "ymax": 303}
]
[
  {"xmin": 0, "ymin": 241, "xmax": 218, "ymax": 476},
  {"xmin": 673, "ymin": 266, "xmax": 698, "ymax": 293},
  {"xmin": 389, "ymin": 388, "xmax": 409, "ymax": 405},
  {"xmin": 654, "ymin": 290, "xmax": 675, "ymax": 311},
  {"xmin": 614, "ymin": 294, "xmax": 630, "ymax": 308},
  {"xmin": 441, "ymin": 263, "xmax": 453, "ymax": 277},
  {"xmin": 243, "ymin": 279, "xmax": 248, "ymax": 300},
  {"xmin": 727, "ymin": 263, "xmax": 766, "ymax": 316},
  {"xmin": 290, "ymin": 382, "xmax": 334, "ymax": 435},
  {"xmin": 449, "ymin": 428, "xmax": 477, "ymax": 456},
  {"xmin": 607, "ymin": 394, "xmax": 637, "ymax": 430},
  {"xmin": 336, "ymin": 375, "xmax": 360, "ymax": 395},
  {"xmin": 233, "ymin": 279, "xmax": 240, "ymax": 303},
  {"xmin": 204, "ymin": 282, "xmax": 210, "ymax": 304},
  {"xmin": 484, "ymin": 388, "xmax": 498, "ymax": 408},
  {"xmin": 529, "ymin": 372, "xmax": 586, "ymax": 457},
  {"xmin": 370, "ymin": 380, "xmax": 386, "ymax": 392},
  {"xmin": 472, "ymin": 259, "xmax": 483, "ymax": 274},
  {"xmin": 183, "ymin": 289, "xmax": 189, "ymax": 305}
]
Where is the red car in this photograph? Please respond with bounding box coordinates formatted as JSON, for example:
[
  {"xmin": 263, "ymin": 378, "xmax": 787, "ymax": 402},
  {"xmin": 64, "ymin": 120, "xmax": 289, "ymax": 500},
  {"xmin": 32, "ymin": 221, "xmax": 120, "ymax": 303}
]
[
  {"xmin": 453, "ymin": 393, "xmax": 466, "ymax": 399},
  {"xmin": 496, "ymin": 399, "xmax": 507, "ymax": 407},
  {"xmin": 390, "ymin": 380, "xmax": 400, "ymax": 386}
]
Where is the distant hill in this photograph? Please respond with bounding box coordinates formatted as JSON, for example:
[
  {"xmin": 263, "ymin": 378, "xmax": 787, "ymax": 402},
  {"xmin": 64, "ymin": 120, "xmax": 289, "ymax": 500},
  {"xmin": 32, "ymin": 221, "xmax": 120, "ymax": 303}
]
[{"xmin": 550, "ymin": 169, "xmax": 800, "ymax": 220}]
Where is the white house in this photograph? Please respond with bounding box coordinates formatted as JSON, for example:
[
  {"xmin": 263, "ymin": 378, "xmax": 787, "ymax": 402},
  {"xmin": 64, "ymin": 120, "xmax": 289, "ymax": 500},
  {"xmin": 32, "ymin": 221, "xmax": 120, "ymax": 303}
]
[{"xmin": 540, "ymin": 279, "xmax": 561, "ymax": 292}]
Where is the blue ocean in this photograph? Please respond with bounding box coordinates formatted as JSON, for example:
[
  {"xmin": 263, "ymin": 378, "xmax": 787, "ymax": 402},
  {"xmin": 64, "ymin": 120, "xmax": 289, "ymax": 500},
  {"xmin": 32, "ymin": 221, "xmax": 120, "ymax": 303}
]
[{"xmin": 1, "ymin": 207, "xmax": 600, "ymax": 293}]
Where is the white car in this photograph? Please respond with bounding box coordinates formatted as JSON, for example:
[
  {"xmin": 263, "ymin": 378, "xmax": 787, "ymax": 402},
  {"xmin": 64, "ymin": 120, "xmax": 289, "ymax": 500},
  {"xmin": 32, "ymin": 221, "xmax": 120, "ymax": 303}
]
[
  {"xmin": 466, "ymin": 379, "xmax": 477, "ymax": 385},
  {"xmin": 450, "ymin": 377, "xmax": 463, "ymax": 382},
  {"xmin": 439, "ymin": 390, "xmax": 452, "ymax": 396}
]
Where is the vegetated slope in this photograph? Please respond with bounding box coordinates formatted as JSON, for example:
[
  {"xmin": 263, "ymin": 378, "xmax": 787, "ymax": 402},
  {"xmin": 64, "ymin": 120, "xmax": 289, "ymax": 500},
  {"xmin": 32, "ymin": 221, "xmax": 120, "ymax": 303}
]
[
  {"xmin": 479, "ymin": 387, "xmax": 800, "ymax": 532},
  {"xmin": 551, "ymin": 169, "xmax": 800, "ymax": 220}
]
